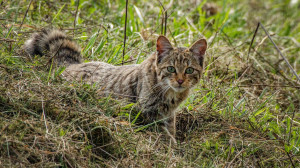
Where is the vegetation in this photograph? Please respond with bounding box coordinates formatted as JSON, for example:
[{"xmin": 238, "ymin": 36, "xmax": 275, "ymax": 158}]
[{"xmin": 0, "ymin": 0, "xmax": 299, "ymax": 167}]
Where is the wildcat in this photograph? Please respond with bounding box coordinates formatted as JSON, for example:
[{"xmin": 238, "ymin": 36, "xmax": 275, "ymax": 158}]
[{"xmin": 24, "ymin": 29, "xmax": 207, "ymax": 142}]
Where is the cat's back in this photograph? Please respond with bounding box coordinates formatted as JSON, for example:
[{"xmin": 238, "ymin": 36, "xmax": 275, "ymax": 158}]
[
  {"xmin": 63, "ymin": 61, "xmax": 140, "ymax": 86},
  {"xmin": 63, "ymin": 61, "xmax": 141, "ymax": 100},
  {"xmin": 63, "ymin": 61, "xmax": 115, "ymax": 82}
]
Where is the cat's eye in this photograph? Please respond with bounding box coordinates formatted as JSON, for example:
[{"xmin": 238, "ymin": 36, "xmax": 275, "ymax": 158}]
[
  {"xmin": 185, "ymin": 67, "xmax": 194, "ymax": 74},
  {"xmin": 167, "ymin": 66, "xmax": 176, "ymax": 73}
]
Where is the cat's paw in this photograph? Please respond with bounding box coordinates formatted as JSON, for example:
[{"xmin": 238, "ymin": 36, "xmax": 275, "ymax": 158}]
[{"xmin": 162, "ymin": 126, "xmax": 177, "ymax": 144}]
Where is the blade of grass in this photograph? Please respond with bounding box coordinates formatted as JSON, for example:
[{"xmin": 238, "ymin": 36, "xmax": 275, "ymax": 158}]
[
  {"xmin": 122, "ymin": 0, "xmax": 129, "ymax": 65},
  {"xmin": 247, "ymin": 22, "xmax": 260, "ymax": 61},
  {"xmin": 133, "ymin": 5, "xmax": 144, "ymax": 26},
  {"xmin": 83, "ymin": 30, "xmax": 100, "ymax": 56},
  {"xmin": 47, "ymin": 59, "xmax": 53, "ymax": 82},
  {"xmin": 19, "ymin": 0, "xmax": 33, "ymax": 30},
  {"xmin": 259, "ymin": 22, "xmax": 300, "ymax": 82},
  {"xmin": 91, "ymin": 35, "xmax": 107, "ymax": 58},
  {"xmin": 52, "ymin": 4, "xmax": 66, "ymax": 23}
]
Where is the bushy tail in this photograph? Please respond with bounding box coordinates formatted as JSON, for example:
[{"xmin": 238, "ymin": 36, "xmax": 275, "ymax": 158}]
[{"xmin": 24, "ymin": 29, "xmax": 82, "ymax": 65}]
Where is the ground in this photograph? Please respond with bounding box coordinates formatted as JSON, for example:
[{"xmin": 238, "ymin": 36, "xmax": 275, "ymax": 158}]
[{"xmin": 0, "ymin": 0, "xmax": 299, "ymax": 167}]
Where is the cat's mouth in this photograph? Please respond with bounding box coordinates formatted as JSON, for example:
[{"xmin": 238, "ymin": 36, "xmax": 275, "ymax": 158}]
[
  {"xmin": 170, "ymin": 85, "xmax": 187, "ymax": 92},
  {"xmin": 166, "ymin": 80, "xmax": 188, "ymax": 92}
]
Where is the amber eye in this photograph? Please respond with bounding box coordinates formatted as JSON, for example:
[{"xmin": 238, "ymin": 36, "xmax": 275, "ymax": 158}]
[
  {"xmin": 185, "ymin": 67, "xmax": 194, "ymax": 74},
  {"xmin": 167, "ymin": 66, "xmax": 176, "ymax": 73}
]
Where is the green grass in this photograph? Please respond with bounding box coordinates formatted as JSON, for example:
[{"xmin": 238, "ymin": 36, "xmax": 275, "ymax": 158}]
[{"xmin": 0, "ymin": 0, "xmax": 299, "ymax": 167}]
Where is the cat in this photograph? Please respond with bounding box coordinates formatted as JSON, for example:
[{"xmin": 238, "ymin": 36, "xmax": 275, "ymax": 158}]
[{"xmin": 24, "ymin": 29, "xmax": 207, "ymax": 142}]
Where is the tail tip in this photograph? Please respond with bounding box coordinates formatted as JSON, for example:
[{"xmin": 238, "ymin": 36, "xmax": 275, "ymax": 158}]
[{"xmin": 23, "ymin": 33, "xmax": 42, "ymax": 56}]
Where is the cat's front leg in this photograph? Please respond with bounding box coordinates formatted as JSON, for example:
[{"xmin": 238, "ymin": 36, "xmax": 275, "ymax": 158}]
[
  {"xmin": 160, "ymin": 106, "xmax": 177, "ymax": 144},
  {"xmin": 162, "ymin": 118, "xmax": 176, "ymax": 144},
  {"xmin": 143, "ymin": 103, "xmax": 177, "ymax": 143},
  {"xmin": 169, "ymin": 114, "xmax": 176, "ymax": 137}
]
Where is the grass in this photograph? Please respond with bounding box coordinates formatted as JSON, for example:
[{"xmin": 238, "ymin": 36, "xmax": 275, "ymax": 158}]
[{"xmin": 1, "ymin": 0, "xmax": 300, "ymax": 167}]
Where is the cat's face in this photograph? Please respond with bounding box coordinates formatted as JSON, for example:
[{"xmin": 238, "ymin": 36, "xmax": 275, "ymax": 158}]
[{"xmin": 156, "ymin": 36, "xmax": 207, "ymax": 93}]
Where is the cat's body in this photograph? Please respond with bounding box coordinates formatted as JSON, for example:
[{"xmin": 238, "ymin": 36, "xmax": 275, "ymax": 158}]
[
  {"xmin": 64, "ymin": 53, "xmax": 190, "ymax": 136},
  {"xmin": 24, "ymin": 29, "xmax": 207, "ymax": 141}
]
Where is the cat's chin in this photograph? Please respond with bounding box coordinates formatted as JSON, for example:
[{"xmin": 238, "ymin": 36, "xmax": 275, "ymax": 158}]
[{"xmin": 170, "ymin": 86, "xmax": 187, "ymax": 93}]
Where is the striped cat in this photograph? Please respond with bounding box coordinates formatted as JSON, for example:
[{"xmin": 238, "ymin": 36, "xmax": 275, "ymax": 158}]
[{"xmin": 24, "ymin": 29, "xmax": 207, "ymax": 142}]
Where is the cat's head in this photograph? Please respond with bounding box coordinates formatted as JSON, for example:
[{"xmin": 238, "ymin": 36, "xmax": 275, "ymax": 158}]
[{"xmin": 156, "ymin": 36, "xmax": 207, "ymax": 93}]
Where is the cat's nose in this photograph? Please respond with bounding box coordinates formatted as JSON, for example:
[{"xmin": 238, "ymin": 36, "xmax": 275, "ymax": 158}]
[{"xmin": 177, "ymin": 79, "xmax": 184, "ymax": 85}]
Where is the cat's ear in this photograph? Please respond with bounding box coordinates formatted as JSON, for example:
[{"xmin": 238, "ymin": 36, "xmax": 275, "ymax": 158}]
[
  {"xmin": 189, "ymin": 39, "xmax": 207, "ymax": 66},
  {"xmin": 156, "ymin": 36, "xmax": 173, "ymax": 63}
]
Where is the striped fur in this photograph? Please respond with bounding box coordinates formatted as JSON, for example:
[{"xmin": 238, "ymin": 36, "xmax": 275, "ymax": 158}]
[
  {"xmin": 24, "ymin": 30, "xmax": 207, "ymax": 141},
  {"xmin": 24, "ymin": 29, "xmax": 82, "ymax": 65}
]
